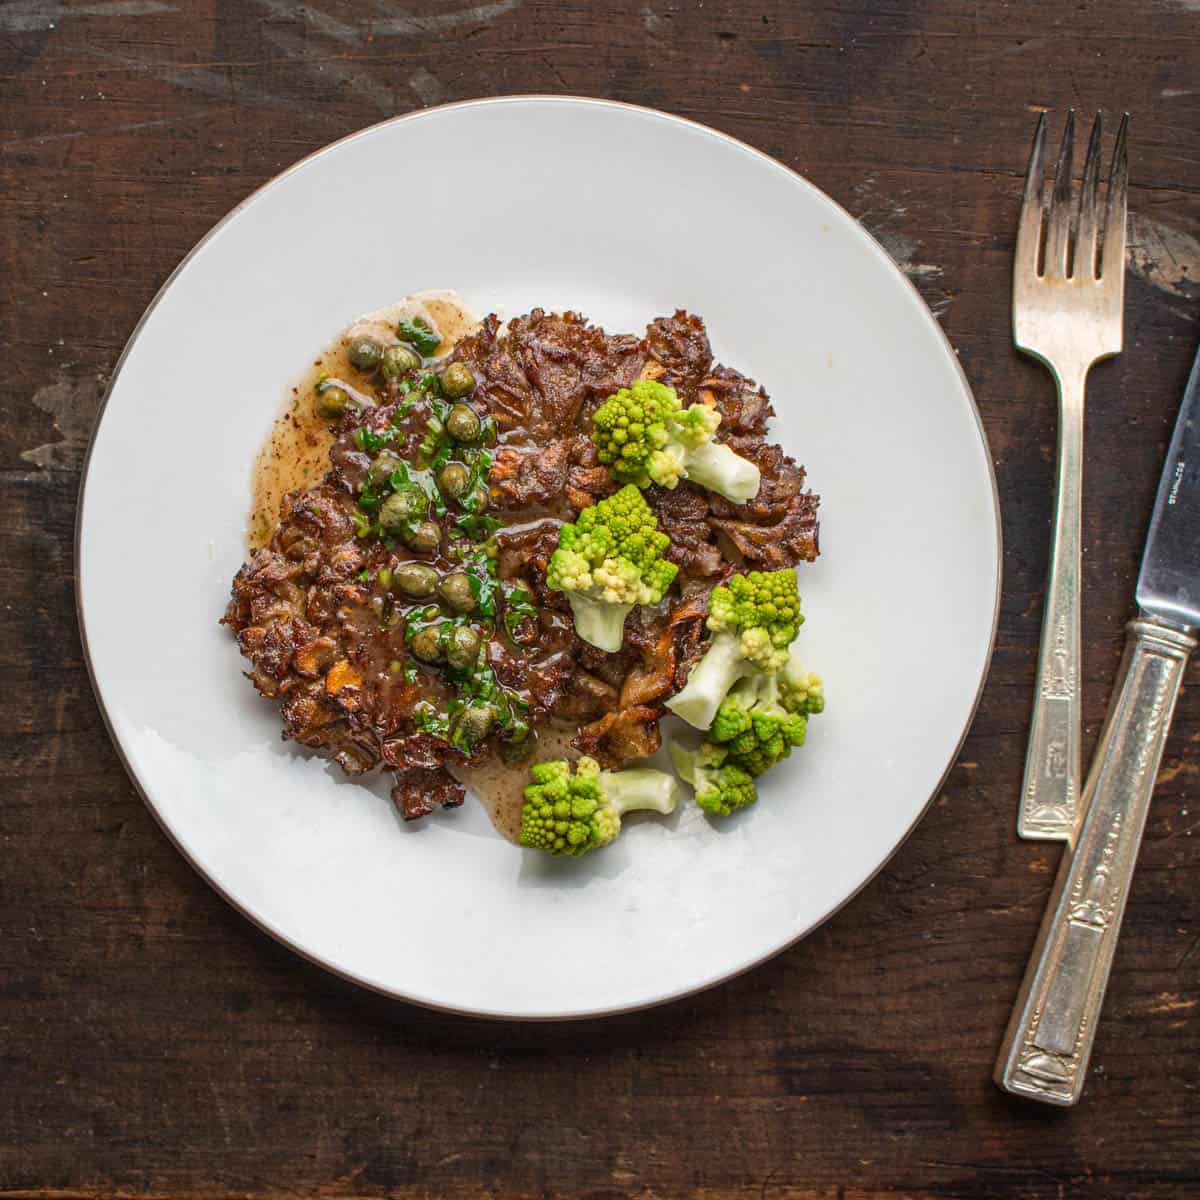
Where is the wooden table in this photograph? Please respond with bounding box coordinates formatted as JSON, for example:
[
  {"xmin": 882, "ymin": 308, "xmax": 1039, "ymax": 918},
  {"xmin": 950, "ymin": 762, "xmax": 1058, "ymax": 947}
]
[{"xmin": 3, "ymin": 3, "xmax": 1198, "ymax": 1196}]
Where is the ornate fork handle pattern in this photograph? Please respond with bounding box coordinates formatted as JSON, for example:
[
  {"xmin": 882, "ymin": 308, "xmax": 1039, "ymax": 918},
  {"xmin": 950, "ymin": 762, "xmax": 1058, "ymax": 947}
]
[
  {"xmin": 1020, "ymin": 366, "xmax": 1085, "ymax": 839},
  {"xmin": 996, "ymin": 618, "xmax": 1195, "ymax": 1106}
]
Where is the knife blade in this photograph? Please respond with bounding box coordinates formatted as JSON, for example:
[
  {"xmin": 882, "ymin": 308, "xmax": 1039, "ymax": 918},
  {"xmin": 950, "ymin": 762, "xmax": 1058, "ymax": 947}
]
[{"xmin": 1136, "ymin": 344, "xmax": 1200, "ymax": 631}]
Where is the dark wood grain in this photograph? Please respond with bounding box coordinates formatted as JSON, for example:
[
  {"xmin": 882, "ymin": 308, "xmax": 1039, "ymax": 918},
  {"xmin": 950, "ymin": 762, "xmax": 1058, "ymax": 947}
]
[{"xmin": 2, "ymin": 2, "xmax": 1199, "ymax": 1197}]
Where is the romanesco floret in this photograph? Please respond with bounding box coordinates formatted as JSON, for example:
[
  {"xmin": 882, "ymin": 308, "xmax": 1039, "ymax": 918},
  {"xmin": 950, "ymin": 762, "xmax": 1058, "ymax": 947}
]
[
  {"xmin": 518, "ymin": 756, "xmax": 680, "ymax": 856},
  {"xmin": 780, "ymin": 669, "xmax": 825, "ymax": 716},
  {"xmin": 665, "ymin": 569, "xmax": 805, "ymax": 729},
  {"xmin": 545, "ymin": 484, "xmax": 679, "ymax": 652},
  {"xmin": 669, "ymin": 740, "xmax": 759, "ymax": 817},
  {"xmin": 591, "ymin": 379, "xmax": 761, "ymax": 503},
  {"xmin": 708, "ymin": 668, "xmax": 813, "ymax": 777}
]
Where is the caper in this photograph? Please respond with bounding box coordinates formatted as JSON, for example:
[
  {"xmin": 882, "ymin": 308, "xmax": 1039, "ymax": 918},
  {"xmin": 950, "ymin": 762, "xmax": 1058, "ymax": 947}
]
[
  {"xmin": 438, "ymin": 571, "xmax": 476, "ymax": 613},
  {"xmin": 313, "ymin": 384, "xmax": 349, "ymax": 420},
  {"xmin": 445, "ymin": 625, "xmax": 481, "ymax": 670},
  {"xmin": 366, "ymin": 450, "xmax": 403, "ymax": 487},
  {"xmin": 381, "ymin": 343, "xmax": 421, "ymax": 381},
  {"xmin": 347, "ymin": 336, "xmax": 384, "ymax": 373},
  {"xmin": 387, "ymin": 659, "xmax": 404, "ymax": 674},
  {"xmin": 405, "ymin": 520, "xmax": 441, "ymax": 554},
  {"xmin": 445, "ymin": 402, "xmax": 481, "ymax": 443},
  {"xmin": 378, "ymin": 488, "xmax": 427, "ymax": 535},
  {"xmin": 410, "ymin": 626, "xmax": 443, "ymax": 663},
  {"xmin": 500, "ymin": 731, "xmax": 537, "ymax": 765},
  {"xmin": 437, "ymin": 462, "xmax": 470, "ymax": 498},
  {"xmin": 441, "ymin": 363, "xmax": 476, "ymax": 399},
  {"xmin": 393, "ymin": 562, "xmax": 439, "ymax": 598},
  {"xmin": 456, "ymin": 702, "xmax": 495, "ymax": 742},
  {"xmin": 377, "ymin": 567, "xmax": 394, "ymax": 591},
  {"xmin": 468, "ymin": 487, "xmax": 489, "ymax": 514}
]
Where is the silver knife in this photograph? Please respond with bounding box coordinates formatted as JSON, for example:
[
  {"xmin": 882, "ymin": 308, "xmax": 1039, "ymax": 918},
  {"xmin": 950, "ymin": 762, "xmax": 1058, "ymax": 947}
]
[{"xmin": 995, "ymin": 341, "xmax": 1200, "ymax": 1106}]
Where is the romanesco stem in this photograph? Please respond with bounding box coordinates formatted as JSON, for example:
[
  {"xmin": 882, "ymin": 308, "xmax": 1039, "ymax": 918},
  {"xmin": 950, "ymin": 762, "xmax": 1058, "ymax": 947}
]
[
  {"xmin": 683, "ymin": 441, "xmax": 762, "ymax": 504},
  {"xmin": 602, "ymin": 769, "xmax": 680, "ymax": 816},
  {"xmin": 665, "ymin": 633, "xmax": 752, "ymax": 729},
  {"xmin": 567, "ymin": 595, "xmax": 634, "ymax": 653}
]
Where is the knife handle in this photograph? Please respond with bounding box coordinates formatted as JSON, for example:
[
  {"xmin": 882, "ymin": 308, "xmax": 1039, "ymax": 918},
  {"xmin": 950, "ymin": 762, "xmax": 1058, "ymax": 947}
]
[
  {"xmin": 1019, "ymin": 375, "xmax": 1084, "ymax": 841},
  {"xmin": 996, "ymin": 617, "xmax": 1195, "ymax": 1106}
]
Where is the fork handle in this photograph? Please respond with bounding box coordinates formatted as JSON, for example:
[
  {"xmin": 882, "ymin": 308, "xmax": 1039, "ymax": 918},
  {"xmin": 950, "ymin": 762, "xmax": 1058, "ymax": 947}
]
[
  {"xmin": 1020, "ymin": 368, "xmax": 1085, "ymax": 840},
  {"xmin": 996, "ymin": 617, "xmax": 1195, "ymax": 1105}
]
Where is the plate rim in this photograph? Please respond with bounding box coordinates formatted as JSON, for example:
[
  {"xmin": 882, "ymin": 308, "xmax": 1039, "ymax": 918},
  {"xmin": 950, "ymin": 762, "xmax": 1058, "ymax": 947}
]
[{"xmin": 75, "ymin": 94, "xmax": 1003, "ymax": 1021}]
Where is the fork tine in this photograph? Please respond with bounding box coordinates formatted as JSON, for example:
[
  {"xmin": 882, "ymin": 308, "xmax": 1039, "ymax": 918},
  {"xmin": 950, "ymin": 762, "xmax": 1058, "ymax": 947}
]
[
  {"xmin": 1016, "ymin": 113, "xmax": 1048, "ymax": 276},
  {"xmin": 1045, "ymin": 110, "xmax": 1075, "ymax": 278},
  {"xmin": 1101, "ymin": 112, "xmax": 1130, "ymax": 283},
  {"xmin": 1074, "ymin": 112, "xmax": 1103, "ymax": 278}
]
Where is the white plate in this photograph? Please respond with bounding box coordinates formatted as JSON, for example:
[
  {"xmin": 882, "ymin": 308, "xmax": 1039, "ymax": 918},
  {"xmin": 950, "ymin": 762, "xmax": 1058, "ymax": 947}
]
[{"xmin": 77, "ymin": 97, "xmax": 1000, "ymax": 1019}]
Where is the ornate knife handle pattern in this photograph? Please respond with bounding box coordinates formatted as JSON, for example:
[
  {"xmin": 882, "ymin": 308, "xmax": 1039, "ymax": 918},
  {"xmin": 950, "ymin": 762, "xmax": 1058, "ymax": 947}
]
[{"xmin": 996, "ymin": 618, "xmax": 1196, "ymax": 1106}]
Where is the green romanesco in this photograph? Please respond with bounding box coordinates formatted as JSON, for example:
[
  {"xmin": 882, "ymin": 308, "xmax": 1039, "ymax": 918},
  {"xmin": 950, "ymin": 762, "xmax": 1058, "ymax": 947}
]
[
  {"xmin": 665, "ymin": 568, "xmax": 805, "ymax": 729},
  {"xmin": 669, "ymin": 649, "xmax": 824, "ymax": 816},
  {"xmin": 708, "ymin": 656, "xmax": 824, "ymax": 777},
  {"xmin": 669, "ymin": 740, "xmax": 759, "ymax": 817},
  {"xmin": 590, "ymin": 379, "xmax": 761, "ymax": 503},
  {"xmin": 779, "ymin": 668, "xmax": 825, "ymax": 718},
  {"xmin": 545, "ymin": 484, "xmax": 679, "ymax": 651},
  {"xmin": 518, "ymin": 756, "xmax": 680, "ymax": 856}
]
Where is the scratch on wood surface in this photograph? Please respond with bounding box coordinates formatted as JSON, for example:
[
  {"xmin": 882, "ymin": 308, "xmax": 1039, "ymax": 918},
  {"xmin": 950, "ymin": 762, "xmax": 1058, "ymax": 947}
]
[
  {"xmin": 369, "ymin": 0, "xmax": 523, "ymax": 36},
  {"xmin": 261, "ymin": 25, "xmax": 397, "ymax": 113},
  {"xmin": 0, "ymin": 116, "xmax": 182, "ymax": 150},
  {"xmin": 253, "ymin": 0, "xmax": 359, "ymax": 45},
  {"xmin": 21, "ymin": 373, "xmax": 105, "ymax": 469},
  {"xmin": 0, "ymin": 0, "xmax": 173, "ymax": 33},
  {"xmin": 408, "ymin": 66, "xmax": 446, "ymax": 106},
  {"xmin": 1177, "ymin": 931, "xmax": 1200, "ymax": 970},
  {"xmin": 83, "ymin": 46, "xmax": 283, "ymax": 108},
  {"xmin": 1156, "ymin": 756, "xmax": 1196, "ymax": 784},
  {"xmin": 1148, "ymin": 993, "xmax": 1197, "ymax": 1014},
  {"xmin": 1128, "ymin": 213, "xmax": 1200, "ymax": 300},
  {"xmin": 252, "ymin": 0, "xmax": 521, "ymax": 42}
]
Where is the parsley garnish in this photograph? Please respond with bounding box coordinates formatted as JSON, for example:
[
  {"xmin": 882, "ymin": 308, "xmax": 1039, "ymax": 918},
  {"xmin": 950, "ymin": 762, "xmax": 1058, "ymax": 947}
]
[
  {"xmin": 455, "ymin": 513, "xmax": 500, "ymax": 540},
  {"xmin": 397, "ymin": 317, "xmax": 441, "ymax": 357},
  {"xmin": 353, "ymin": 426, "xmax": 389, "ymax": 455},
  {"xmin": 502, "ymin": 584, "xmax": 537, "ymax": 640}
]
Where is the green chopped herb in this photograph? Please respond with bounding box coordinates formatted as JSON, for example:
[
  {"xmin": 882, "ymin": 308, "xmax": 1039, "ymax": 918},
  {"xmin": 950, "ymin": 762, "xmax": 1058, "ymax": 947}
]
[
  {"xmin": 455, "ymin": 513, "xmax": 500, "ymax": 541},
  {"xmin": 353, "ymin": 426, "xmax": 390, "ymax": 455},
  {"xmin": 448, "ymin": 448, "xmax": 495, "ymax": 540},
  {"xmin": 357, "ymin": 476, "xmax": 382, "ymax": 513},
  {"xmin": 502, "ymin": 584, "xmax": 537, "ymax": 640},
  {"xmin": 412, "ymin": 700, "xmax": 452, "ymax": 739},
  {"xmin": 397, "ymin": 317, "xmax": 441, "ymax": 357},
  {"xmin": 415, "ymin": 395, "xmax": 452, "ymax": 469},
  {"xmin": 357, "ymin": 568, "xmax": 371, "ymax": 583},
  {"xmin": 467, "ymin": 569, "xmax": 497, "ymax": 619}
]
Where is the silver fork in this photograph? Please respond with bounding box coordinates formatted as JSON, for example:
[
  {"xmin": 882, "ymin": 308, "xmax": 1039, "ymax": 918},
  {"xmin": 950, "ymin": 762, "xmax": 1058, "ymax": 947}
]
[{"xmin": 1015, "ymin": 110, "xmax": 1129, "ymax": 841}]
